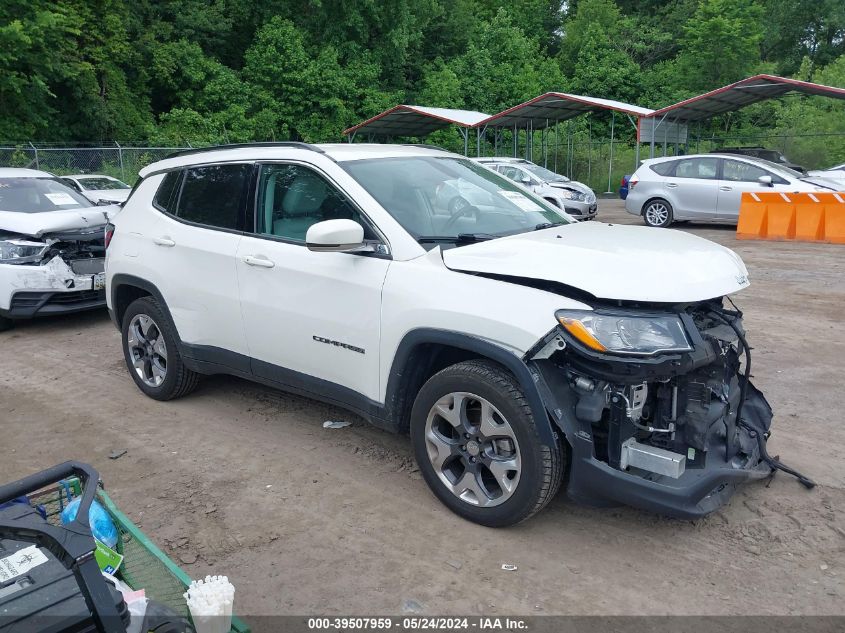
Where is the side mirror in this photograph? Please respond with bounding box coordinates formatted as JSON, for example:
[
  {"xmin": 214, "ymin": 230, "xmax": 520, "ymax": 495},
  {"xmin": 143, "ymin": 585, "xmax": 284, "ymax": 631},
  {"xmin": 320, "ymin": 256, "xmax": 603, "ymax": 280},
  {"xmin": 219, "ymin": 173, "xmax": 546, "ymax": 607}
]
[
  {"xmin": 306, "ymin": 219, "xmax": 372, "ymax": 253},
  {"xmin": 521, "ymin": 176, "xmax": 532, "ymax": 185},
  {"xmin": 757, "ymin": 175, "xmax": 773, "ymax": 187}
]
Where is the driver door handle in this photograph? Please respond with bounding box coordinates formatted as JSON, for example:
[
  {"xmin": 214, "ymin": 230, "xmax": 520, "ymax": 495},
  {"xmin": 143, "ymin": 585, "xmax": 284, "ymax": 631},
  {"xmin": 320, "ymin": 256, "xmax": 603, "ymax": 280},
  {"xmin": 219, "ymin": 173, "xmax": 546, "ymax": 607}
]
[
  {"xmin": 242, "ymin": 255, "xmax": 275, "ymax": 269},
  {"xmin": 719, "ymin": 186, "xmax": 733, "ymax": 191},
  {"xmin": 666, "ymin": 183, "xmax": 678, "ymax": 188},
  {"xmin": 153, "ymin": 236, "xmax": 175, "ymax": 247}
]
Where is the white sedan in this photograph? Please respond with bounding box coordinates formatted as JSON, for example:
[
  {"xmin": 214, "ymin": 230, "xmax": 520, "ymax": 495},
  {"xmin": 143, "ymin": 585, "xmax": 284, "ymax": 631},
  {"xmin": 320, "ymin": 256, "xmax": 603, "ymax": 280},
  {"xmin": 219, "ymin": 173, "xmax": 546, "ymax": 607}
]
[{"xmin": 62, "ymin": 174, "xmax": 132, "ymax": 205}]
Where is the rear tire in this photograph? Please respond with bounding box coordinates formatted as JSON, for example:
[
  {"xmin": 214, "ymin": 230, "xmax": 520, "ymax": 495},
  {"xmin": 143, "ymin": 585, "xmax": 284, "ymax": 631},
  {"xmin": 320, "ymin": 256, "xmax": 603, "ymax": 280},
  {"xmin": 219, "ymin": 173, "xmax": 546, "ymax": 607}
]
[
  {"xmin": 121, "ymin": 296, "xmax": 199, "ymax": 400},
  {"xmin": 410, "ymin": 360, "xmax": 564, "ymax": 527},
  {"xmin": 642, "ymin": 199, "xmax": 673, "ymax": 227}
]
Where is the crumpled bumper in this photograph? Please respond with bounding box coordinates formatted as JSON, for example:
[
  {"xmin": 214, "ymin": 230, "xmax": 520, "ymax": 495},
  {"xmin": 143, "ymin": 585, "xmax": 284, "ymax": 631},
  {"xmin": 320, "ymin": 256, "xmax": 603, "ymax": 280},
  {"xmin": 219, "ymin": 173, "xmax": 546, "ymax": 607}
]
[
  {"xmin": 0, "ymin": 258, "xmax": 105, "ymax": 318},
  {"xmin": 533, "ymin": 361, "xmax": 775, "ymax": 519}
]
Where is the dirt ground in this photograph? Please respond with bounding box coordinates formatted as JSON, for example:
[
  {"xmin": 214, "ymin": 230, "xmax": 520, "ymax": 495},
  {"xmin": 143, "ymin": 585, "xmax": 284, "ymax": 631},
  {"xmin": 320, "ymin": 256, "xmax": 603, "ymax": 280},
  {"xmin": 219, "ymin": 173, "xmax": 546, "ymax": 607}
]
[{"xmin": 2, "ymin": 200, "xmax": 843, "ymax": 618}]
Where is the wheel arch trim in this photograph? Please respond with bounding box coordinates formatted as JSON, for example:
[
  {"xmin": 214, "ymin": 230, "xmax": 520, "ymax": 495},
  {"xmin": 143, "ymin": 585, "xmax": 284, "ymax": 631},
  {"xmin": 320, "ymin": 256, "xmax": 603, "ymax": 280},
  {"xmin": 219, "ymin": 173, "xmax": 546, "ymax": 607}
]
[{"xmin": 384, "ymin": 328, "xmax": 557, "ymax": 446}]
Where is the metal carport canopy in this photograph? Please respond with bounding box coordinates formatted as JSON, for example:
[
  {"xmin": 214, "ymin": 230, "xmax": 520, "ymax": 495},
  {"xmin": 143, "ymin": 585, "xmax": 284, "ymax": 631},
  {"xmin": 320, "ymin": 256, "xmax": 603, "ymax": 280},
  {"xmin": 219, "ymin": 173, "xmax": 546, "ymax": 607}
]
[
  {"xmin": 479, "ymin": 92, "xmax": 654, "ymax": 128},
  {"xmin": 647, "ymin": 74, "xmax": 845, "ymax": 122},
  {"xmin": 342, "ymin": 105, "xmax": 490, "ymax": 138}
]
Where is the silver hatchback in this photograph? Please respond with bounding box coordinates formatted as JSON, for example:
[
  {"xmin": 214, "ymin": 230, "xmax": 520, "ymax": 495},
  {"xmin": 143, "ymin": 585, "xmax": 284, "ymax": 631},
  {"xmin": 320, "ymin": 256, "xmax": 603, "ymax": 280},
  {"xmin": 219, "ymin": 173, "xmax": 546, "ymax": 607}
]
[{"xmin": 625, "ymin": 154, "xmax": 836, "ymax": 227}]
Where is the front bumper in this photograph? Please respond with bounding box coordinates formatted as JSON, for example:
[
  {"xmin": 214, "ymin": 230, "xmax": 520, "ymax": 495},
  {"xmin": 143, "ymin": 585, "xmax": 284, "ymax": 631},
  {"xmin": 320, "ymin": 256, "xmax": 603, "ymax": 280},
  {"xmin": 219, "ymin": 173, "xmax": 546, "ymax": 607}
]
[
  {"xmin": 528, "ymin": 311, "xmax": 776, "ymax": 519},
  {"xmin": 0, "ymin": 258, "xmax": 105, "ymax": 319},
  {"xmin": 564, "ymin": 201, "xmax": 598, "ymax": 221}
]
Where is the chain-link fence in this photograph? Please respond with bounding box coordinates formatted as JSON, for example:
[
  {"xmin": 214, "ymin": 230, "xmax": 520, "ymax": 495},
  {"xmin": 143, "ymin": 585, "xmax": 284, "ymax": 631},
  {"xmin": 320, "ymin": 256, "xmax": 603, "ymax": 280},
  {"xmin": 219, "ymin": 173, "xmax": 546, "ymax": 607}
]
[{"xmin": 0, "ymin": 145, "xmax": 191, "ymax": 182}]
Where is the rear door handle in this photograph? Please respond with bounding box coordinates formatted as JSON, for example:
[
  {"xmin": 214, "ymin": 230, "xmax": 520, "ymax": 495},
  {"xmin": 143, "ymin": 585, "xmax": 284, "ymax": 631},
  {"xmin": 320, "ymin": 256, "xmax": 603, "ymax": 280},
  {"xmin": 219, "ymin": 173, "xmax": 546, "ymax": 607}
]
[
  {"xmin": 242, "ymin": 255, "xmax": 275, "ymax": 269},
  {"xmin": 719, "ymin": 186, "xmax": 733, "ymax": 191},
  {"xmin": 153, "ymin": 236, "xmax": 175, "ymax": 247},
  {"xmin": 666, "ymin": 183, "xmax": 678, "ymax": 188}
]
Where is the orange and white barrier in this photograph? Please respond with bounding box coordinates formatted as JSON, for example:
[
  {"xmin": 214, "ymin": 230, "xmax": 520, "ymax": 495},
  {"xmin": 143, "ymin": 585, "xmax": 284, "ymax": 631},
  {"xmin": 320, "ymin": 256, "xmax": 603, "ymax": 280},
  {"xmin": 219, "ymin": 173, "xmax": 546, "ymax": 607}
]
[{"xmin": 737, "ymin": 191, "xmax": 845, "ymax": 243}]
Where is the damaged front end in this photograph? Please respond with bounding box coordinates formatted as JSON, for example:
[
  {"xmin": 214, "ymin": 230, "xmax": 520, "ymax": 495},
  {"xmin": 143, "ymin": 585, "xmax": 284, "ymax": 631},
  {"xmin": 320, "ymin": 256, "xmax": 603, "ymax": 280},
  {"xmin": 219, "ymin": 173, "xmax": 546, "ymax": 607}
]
[
  {"xmin": 0, "ymin": 227, "xmax": 107, "ymax": 318},
  {"xmin": 528, "ymin": 298, "xmax": 813, "ymax": 519}
]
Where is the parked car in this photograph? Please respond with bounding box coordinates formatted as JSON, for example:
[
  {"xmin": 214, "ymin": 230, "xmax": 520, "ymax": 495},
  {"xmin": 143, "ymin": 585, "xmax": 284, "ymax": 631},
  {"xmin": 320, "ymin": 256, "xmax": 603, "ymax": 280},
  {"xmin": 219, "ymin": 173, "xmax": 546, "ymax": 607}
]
[
  {"xmin": 625, "ymin": 153, "xmax": 838, "ymax": 227},
  {"xmin": 62, "ymin": 174, "xmax": 132, "ymax": 205},
  {"xmin": 807, "ymin": 162, "xmax": 845, "ymax": 189},
  {"xmin": 474, "ymin": 157, "xmax": 597, "ymax": 220},
  {"xmin": 107, "ymin": 142, "xmax": 785, "ymax": 527},
  {"xmin": 619, "ymin": 174, "xmax": 631, "ymax": 200},
  {"xmin": 0, "ymin": 168, "xmax": 110, "ymax": 332},
  {"xmin": 710, "ymin": 147, "xmax": 806, "ymax": 174}
]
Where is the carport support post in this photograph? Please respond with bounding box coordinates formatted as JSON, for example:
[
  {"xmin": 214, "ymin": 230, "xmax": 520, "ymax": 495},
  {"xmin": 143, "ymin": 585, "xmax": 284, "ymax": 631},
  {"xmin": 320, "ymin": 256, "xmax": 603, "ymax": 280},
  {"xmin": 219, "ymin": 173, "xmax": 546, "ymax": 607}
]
[
  {"xmin": 513, "ymin": 125, "xmax": 518, "ymax": 158},
  {"xmin": 554, "ymin": 121, "xmax": 559, "ymax": 173},
  {"xmin": 461, "ymin": 128, "xmax": 468, "ymax": 156},
  {"xmin": 116, "ymin": 141, "xmax": 125, "ymax": 181},
  {"xmin": 606, "ymin": 110, "xmax": 615, "ymax": 194}
]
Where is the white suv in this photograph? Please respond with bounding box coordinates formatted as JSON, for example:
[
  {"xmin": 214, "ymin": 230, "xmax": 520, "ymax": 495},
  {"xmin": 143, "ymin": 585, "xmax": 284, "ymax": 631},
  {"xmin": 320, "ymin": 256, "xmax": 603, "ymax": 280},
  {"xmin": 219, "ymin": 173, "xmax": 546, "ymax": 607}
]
[{"xmin": 106, "ymin": 143, "xmax": 794, "ymax": 526}]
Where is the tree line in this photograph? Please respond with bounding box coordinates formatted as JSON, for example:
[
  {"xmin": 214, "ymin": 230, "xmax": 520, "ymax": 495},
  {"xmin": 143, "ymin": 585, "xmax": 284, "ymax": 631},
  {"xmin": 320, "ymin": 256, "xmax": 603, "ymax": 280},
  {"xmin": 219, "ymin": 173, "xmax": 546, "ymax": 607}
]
[{"xmin": 1, "ymin": 0, "xmax": 844, "ymax": 164}]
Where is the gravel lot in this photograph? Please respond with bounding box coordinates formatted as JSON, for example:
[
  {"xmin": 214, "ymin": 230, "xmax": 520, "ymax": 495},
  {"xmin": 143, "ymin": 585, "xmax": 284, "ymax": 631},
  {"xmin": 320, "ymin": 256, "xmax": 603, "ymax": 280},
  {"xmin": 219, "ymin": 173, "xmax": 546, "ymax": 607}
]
[{"xmin": 2, "ymin": 200, "xmax": 843, "ymax": 618}]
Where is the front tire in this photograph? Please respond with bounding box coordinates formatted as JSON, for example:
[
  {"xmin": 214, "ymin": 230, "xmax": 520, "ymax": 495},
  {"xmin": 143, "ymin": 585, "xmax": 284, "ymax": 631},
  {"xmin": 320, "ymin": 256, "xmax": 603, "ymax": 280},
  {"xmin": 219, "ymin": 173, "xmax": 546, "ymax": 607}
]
[
  {"xmin": 642, "ymin": 198, "xmax": 673, "ymax": 227},
  {"xmin": 410, "ymin": 360, "xmax": 564, "ymax": 527},
  {"xmin": 121, "ymin": 296, "xmax": 199, "ymax": 400}
]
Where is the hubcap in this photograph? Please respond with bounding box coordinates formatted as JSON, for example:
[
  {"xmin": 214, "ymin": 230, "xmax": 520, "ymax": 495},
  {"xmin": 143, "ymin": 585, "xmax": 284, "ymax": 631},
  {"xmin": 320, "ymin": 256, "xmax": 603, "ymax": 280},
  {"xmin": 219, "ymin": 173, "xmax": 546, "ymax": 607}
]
[
  {"xmin": 126, "ymin": 314, "xmax": 167, "ymax": 387},
  {"xmin": 645, "ymin": 202, "xmax": 669, "ymax": 226},
  {"xmin": 424, "ymin": 392, "xmax": 521, "ymax": 507}
]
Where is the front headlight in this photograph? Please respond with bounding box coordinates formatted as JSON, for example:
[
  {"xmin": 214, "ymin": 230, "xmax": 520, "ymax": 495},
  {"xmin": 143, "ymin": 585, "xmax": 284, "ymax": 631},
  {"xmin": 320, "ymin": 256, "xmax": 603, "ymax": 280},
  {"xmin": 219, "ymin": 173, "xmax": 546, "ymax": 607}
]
[
  {"xmin": 558, "ymin": 189, "xmax": 587, "ymax": 202},
  {"xmin": 0, "ymin": 240, "xmax": 49, "ymax": 264},
  {"xmin": 556, "ymin": 310, "xmax": 692, "ymax": 356}
]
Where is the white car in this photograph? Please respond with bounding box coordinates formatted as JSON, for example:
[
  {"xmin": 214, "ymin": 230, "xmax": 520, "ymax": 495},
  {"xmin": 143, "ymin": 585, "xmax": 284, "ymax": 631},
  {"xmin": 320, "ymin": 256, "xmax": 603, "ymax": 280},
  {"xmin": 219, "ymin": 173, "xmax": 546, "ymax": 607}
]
[
  {"xmin": 475, "ymin": 157, "xmax": 597, "ymax": 220},
  {"xmin": 106, "ymin": 143, "xmax": 802, "ymax": 526},
  {"xmin": 625, "ymin": 153, "xmax": 838, "ymax": 227},
  {"xmin": 62, "ymin": 174, "xmax": 132, "ymax": 205},
  {"xmin": 807, "ymin": 162, "xmax": 845, "ymax": 189},
  {"xmin": 0, "ymin": 169, "xmax": 110, "ymax": 332}
]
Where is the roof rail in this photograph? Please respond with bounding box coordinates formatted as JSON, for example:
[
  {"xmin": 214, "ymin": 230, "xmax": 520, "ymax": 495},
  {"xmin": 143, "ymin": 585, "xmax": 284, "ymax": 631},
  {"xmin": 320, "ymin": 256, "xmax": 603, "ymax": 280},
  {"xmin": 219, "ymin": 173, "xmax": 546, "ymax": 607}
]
[
  {"xmin": 400, "ymin": 143, "xmax": 449, "ymax": 152},
  {"xmin": 165, "ymin": 142, "xmax": 324, "ymax": 159}
]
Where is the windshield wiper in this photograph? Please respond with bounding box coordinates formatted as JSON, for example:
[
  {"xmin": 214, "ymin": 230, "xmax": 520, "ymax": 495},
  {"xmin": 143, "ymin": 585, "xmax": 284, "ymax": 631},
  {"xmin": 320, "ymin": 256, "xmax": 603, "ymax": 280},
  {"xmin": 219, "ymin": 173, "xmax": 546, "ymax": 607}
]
[
  {"xmin": 533, "ymin": 222, "xmax": 565, "ymax": 231},
  {"xmin": 417, "ymin": 233, "xmax": 498, "ymax": 244}
]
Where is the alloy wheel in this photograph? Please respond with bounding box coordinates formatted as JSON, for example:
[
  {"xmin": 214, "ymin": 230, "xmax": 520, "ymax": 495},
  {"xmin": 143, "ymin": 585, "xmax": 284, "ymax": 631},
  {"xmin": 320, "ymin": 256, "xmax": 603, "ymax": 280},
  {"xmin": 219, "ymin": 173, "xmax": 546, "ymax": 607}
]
[
  {"xmin": 126, "ymin": 313, "xmax": 168, "ymax": 387},
  {"xmin": 424, "ymin": 392, "xmax": 521, "ymax": 507},
  {"xmin": 645, "ymin": 202, "xmax": 670, "ymax": 226}
]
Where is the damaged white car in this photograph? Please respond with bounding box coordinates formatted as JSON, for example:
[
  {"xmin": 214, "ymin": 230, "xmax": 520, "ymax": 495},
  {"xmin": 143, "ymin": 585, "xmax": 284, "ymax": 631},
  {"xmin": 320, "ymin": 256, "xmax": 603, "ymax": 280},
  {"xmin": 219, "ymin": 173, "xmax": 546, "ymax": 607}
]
[
  {"xmin": 106, "ymin": 144, "xmax": 813, "ymax": 527},
  {"xmin": 0, "ymin": 169, "xmax": 111, "ymax": 332}
]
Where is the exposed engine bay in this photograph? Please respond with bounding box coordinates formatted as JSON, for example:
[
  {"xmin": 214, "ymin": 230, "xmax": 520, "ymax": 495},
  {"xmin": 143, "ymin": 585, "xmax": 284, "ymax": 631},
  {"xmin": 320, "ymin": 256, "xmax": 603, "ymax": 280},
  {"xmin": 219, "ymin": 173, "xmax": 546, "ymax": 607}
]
[
  {"xmin": 529, "ymin": 297, "xmax": 814, "ymax": 518},
  {"xmin": 1, "ymin": 226, "xmax": 105, "ymax": 279}
]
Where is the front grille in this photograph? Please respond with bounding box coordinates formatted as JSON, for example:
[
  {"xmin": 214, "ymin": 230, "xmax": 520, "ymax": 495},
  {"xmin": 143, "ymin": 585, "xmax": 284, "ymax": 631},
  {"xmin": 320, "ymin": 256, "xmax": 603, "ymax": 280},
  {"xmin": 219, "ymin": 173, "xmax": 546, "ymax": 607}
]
[{"xmin": 10, "ymin": 289, "xmax": 105, "ymax": 310}]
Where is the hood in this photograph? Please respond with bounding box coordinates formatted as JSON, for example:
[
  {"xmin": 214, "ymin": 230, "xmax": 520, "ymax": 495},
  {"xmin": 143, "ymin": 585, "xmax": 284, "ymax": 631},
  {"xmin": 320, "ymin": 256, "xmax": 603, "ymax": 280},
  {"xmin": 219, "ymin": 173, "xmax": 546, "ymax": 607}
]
[
  {"xmin": 547, "ymin": 179, "xmax": 591, "ymax": 193},
  {"xmin": 0, "ymin": 207, "xmax": 108, "ymax": 238},
  {"xmin": 442, "ymin": 221, "xmax": 750, "ymax": 303},
  {"xmin": 86, "ymin": 189, "xmax": 130, "ymax": 203},
  {"xmin": 801, "ymin": 175, "xmax": 844, "ymax": 190}
]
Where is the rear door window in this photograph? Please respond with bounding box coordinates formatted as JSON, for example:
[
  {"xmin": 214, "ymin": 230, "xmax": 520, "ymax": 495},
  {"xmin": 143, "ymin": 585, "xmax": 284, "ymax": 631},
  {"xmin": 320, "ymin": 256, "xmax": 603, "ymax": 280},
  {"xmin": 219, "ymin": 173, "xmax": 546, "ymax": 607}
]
[
  {"xmin": 175, "ymin": 164, "xmax": 251, "ymax": 231},
  {"xmin": 674, "ymin": 158, "xmax": 718, "ymax": 180}
]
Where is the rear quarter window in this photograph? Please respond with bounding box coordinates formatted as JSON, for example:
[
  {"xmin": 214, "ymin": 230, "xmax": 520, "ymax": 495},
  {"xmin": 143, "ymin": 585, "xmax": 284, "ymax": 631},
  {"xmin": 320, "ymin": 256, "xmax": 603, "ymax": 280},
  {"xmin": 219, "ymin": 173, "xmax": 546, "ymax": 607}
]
[
  {"xmin": 153, "ymin": 171, "xmax": 182, "ymax": 213},
  {"xmin": 649, "ymin": 161, "xmax": 676, "ymax": 176}
]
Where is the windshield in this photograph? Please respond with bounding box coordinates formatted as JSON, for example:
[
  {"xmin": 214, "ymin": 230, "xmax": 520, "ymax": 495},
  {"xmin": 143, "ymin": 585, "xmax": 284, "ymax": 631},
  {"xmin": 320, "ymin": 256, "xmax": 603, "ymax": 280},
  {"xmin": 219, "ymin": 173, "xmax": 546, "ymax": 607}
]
[
  {"xmin": 751, "ymin": 158, "xmax": 803, "ymax": 179},
  {"xmin": 342, "ymin": 156, "xmax": 571, "ymax": 243},
  {"xmin": 520, "ymin": 162, "xmax": 568, "ymax": 182},
  {"xmin": 77, "ymin": 177, "xmax": 129, "ymax": 190},
  {"xmin": 0, "ymin": 177, "xmax": 92, "ymax": 213}
]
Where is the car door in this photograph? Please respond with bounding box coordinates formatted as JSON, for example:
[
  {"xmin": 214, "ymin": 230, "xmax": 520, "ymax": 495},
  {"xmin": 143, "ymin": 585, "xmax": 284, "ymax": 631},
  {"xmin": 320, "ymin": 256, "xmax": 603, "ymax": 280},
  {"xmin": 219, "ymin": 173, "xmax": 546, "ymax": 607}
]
[
  {"xmin": 662, "ymin": 157, "xmax": 719, "ymax": 220},
  {"xmin": 236, "ymin": 162, "xmax": 390, "ymax": 403},
  {"xmin": 717, "ymin": 158, "xmax": 786, "ymax": 222},
  {"xmin": 146, "ymin": 164, "xmax": 251, "ymax": 361}
]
